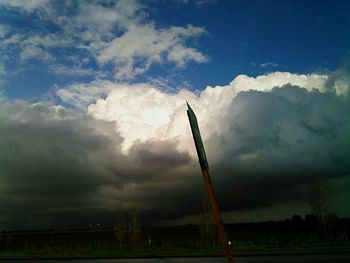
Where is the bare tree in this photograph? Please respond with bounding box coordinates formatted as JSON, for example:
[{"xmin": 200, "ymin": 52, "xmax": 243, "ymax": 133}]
[
  {"xmin": 309, "ymin": 178, "xmax": 335, "ymax": 237},
  {"xmin": 114, "ymin": 203, "xmax": 125, "ymax": 250},
  {"xmin": 129, "ymin": 203, "xmax": 141, "ymax": 248},
  {"xmin": 199, "ymin": 194, "xmax": 217, "ymax": 247}
]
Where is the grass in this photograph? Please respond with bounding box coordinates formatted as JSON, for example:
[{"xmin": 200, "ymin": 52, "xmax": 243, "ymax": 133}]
[
  {"xmin": 1, "ymin": 242, "xmax": 349, "ymax": 259},
  {"xmin": 1, "ymin": 219, "xmax": 349, "ymax": 258}
]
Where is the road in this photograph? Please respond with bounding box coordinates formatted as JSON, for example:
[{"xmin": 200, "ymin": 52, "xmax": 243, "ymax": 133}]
[{"xmin": 4, "ymin": 254, "xmax": 350, "ymax": 263}]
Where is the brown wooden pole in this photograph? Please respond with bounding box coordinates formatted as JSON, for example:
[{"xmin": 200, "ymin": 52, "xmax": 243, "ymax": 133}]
[
  {"xmin": 202, "ymin": 168, "xmax": 234, "ymax": 263},
  {"xmin": 202, "ymin": 168, "xmax": 233, "ymax": 263},
  {"xmin": 186, "ymin": 102, "xmax": 233, "ymax": 262}
]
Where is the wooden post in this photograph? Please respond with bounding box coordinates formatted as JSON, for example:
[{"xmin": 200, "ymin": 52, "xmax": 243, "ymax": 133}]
[
  {"xmin": 202, "ymin": 168, "xmax": 233, "ymax": 263},
  {"xmin": 186, "ymin": 102, "xmax": 234, "ymax": 263}
]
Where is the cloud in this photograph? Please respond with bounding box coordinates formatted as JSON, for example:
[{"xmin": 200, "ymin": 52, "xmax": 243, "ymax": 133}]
[
  {"xmin": 0, "ymin": 0, "xmax": 49, "ymax": 12},
  {"xmin": 56, "ymin": 80, "xmax": 116, "ymax": 110},
  {"xmin": 1, "ymin": 69, "xmax": 350, "ymax": 228},
  {"xmin": 19, "ymin": 45, "xmax": 54, "ymax": 62},
  {"xmin": 0, "ymin": 98, "xmax": 196, "ymax": 228},
  {"xmin": 0, "ymin": 63, "xmax": 5, "ymax": 85},
  {"xmin": 167, "ymin": 44, "xmax": 207, "ymax": 67},
  {"xmin": 87, "ymin": 82, "xmax": 194, "ymax": 153},
  {"xmin": 49, "ymin": 64, "xmax": 107, "ymax": 78},
  {"xmin": 86, "ymin": 70, "xmax": 349, "ymax": 215},
  {"xmin": 1, "ymin": 0, "xmax": 207, "ymax": 80},
  {"xmin": 325, "ymin": 62, "xmax": 350, "ymax": 95},
  {"xmin": 176, "ymin": 0, "xmax": 218, "ymax": 7},
  {"xmin": 96, "ymin": 24, "xmax": 207, "ymax": 79},
  {"xmin": 73, "ymin": 1, "xmax": 145, "ymax": 34},
  {"xmin": 260, "ymin": 62, "xmax": 278, "ymax": 68},
  {"xmin": 0, "ymin": 100, "xmax": 121, "ymax": 228},
  {"xmin": 84, "ymin": 72, "xmax": 328, "ymax": 154},
  {"xmin": 212, "ymin": 84, "xmax": 350, "ymax": 211}
]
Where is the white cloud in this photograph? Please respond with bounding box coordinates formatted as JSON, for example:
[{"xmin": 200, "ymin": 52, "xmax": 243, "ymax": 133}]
[
  {"xmin": 19, "ymin": 45, "xmax": 54, "ymax": 62},
  {"xmin": 0, "ymin": 63, "xmax": 5, "ymax": 85},
  {"xmin": 50, "ymin": 64, "xmax": 107, "ymax": 79},
  {"xmin": 227, "ymin": 72, "xmax": 328, "ymax": 93},
  {"xmin": 167, "ymin": 45, "xmax": 207, "ymax": 67},
  {"xmin": 97, "ymin": 24, "xmax": 207, "ymax": 79},
  {"xmin": 23, "ymin": 34, "xmax": 71, "ymax": 48},
  {"xmin": 0, "ymin": 25, "xmax": 7, "ymax": 38},
  {"xmin": 260, "ymin": 62, "xmax": 278, "ymax": 68},
  {"xmin": 2, "ymin": 33, "xmax": 22, "ymax": 45},
  {"xmin": 74, "ymin": 1, "xmax": 144, "ymax": 34},
  {"xmin": 194, "ymin": 0, "xmax": 218, "ymax": 7},
  {"xmin": 0, "ymin": 63, "xmax": 4, "ymax": 74},
  {"xmin": 56, "ymin": 80, "xmax": 116, "ymax": 110},
  {"xmin": 0, "ymin": 0, "xmax": 48, "ymax": 11},
  {"xmin": 76, "ymin": 72, "xmax": 329, "ymax": 155},
  {"xmin": 87, "ymin": 82, "xmax": 194, "ymax": 152},
  {"xmin": 1, "ymin": 1, "xmax": 207, "ymax": 79}
]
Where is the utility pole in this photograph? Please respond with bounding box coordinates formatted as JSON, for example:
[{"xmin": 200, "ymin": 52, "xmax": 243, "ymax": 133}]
[{"xmin": 187, "ymin": 102, "xmax": 234, "ymax": 263}]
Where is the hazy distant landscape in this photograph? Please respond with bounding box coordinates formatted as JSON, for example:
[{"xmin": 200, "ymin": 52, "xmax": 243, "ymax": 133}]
[{"xmin": 1, "ymin": 216, "xmax": 349, "ymax": 259}]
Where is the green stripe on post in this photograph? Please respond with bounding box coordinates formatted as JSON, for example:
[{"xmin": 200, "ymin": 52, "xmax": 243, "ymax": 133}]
[{"xmin": 186, "ymin": 102, "xmax": 209, "ymax": 170}]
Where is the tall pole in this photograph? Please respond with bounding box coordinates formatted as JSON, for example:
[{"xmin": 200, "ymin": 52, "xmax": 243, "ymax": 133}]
[{"xmin": 186, "ymin": 102, "xmax": 234, "ymax": 263}]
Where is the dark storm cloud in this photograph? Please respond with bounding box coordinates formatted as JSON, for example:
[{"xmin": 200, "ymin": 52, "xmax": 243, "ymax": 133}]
[
  {"xmin": 131, "ymin": 141, "xmax": 191, "ymax": 167},
  {"xmin": 0, "ymin": 100, "xmax": 125, "ymax": 228},
  {"xmin": 0, "ymin": 99, "xmax": 199, "ymax": 228},
  {"xmin": 96, "ymin": 140, "xmax": 201, "ymax": 223},
  {"xmin": 210, "ymin": 84, "xmax": 350, "ymax": 211}
]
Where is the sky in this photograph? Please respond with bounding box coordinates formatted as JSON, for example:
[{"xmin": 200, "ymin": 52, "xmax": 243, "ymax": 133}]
[{"xmin": 0, "ymin": 0, "xmax": 350, "ymax": 230}]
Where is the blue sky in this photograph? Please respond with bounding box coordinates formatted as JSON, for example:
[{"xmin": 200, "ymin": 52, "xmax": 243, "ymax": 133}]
[
  {"xmin": 151, "ymin": 0, "xmax": 350, "ymax": 81},
  {"xmin": 1, "ymin": 0, "xmax": 349, "ymax": 100}
]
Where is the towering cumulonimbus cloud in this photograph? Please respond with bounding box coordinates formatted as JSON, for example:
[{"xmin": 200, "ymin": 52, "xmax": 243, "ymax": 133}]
[
  {"xmin": 1, "ymin": 70, "xmax": 349, "ymax": 229},
  {"xmin": 85, "ymin": 71, "xmax": 350, "ymax": 216},
  {"xmin": 85, "ymin": 72, "xmax": 329, "ymax": 156}
]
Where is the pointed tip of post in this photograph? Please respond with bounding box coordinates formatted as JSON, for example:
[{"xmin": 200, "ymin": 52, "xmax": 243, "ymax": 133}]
[{"xmin": 186, "ymin": 100, "xmax": 191, "ymax": 110}]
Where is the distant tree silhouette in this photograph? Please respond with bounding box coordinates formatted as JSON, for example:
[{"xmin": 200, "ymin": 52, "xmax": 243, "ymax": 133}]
[
  {"xmin": 199, "ymin": 194, "xmax": 217, "ymax": 247},
  {"xmin": 114, "ymin": 203, "xmax": 125, "ymax": 250},
  {"xmin": 129, "ymin": 203, "xmax": 141, "ymax": 248},
  {"xmin": 291, "ymin": 214, "xmax": 303, "ymax": 225},
  {"xmin": 0, "ymin": 231, "xmax": 3, "ymax": 248},
  {"xmin": 305, "ymin": 214, "xmax": 317, "ymax": 224},
  {"xmin": 309, "ymin": 178, "xmax": 336, "ymax": 238}
]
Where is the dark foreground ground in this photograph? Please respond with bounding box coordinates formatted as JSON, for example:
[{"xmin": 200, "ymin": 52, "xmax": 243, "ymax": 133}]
[
  {"xmin": 1, "ymin": 217, "xmax": 349, "ymax": 260},
  {"xmin": 3, "ymin": 253, "xmax": 350, "ymax": 263}
]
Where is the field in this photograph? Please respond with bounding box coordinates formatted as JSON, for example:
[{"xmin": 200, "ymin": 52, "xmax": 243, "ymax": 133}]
[{"xmin": 1, "ymin": 217, "xmax": 349, "ymax": 258}]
